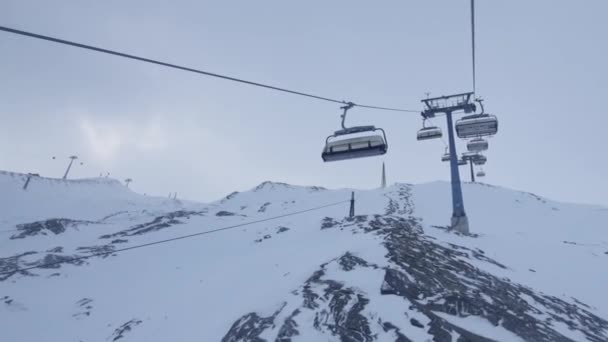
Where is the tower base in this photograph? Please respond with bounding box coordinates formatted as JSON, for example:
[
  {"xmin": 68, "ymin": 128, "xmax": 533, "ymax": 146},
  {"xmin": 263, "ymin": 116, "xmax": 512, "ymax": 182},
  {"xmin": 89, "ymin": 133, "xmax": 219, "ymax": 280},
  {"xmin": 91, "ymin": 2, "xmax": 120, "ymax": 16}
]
[{"xmin": 451, "ymin": 215, "xmax": 470, "ymax": 234}]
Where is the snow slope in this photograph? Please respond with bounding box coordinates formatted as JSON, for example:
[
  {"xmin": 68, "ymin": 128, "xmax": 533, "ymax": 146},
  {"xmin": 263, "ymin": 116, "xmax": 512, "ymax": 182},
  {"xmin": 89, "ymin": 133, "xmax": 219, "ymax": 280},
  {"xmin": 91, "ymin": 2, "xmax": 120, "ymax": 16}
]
[{"xmin": 0, "ymin": 171, "xmax": 607, "ymax": 342}]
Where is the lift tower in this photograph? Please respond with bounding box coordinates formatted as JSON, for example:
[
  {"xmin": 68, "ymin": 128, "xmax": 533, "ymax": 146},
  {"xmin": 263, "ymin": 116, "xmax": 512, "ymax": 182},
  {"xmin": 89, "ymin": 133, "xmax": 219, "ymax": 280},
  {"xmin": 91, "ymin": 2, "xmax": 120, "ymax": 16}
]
[
  {"xmin": 421, "ymin": 92, "xmax": 476, "ymax": 234},
  {"xmin": 62, "ymin": 155, "xmax": 79, "ymax": 180}
]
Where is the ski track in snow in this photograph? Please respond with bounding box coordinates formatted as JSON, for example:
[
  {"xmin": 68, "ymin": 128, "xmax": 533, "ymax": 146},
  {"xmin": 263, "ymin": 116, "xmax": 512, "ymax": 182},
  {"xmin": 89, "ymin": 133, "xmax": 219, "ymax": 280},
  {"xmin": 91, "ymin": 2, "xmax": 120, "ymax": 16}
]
[{"xmin": 0, "ymin": 170, "xmax": 607, "ymax": 341}]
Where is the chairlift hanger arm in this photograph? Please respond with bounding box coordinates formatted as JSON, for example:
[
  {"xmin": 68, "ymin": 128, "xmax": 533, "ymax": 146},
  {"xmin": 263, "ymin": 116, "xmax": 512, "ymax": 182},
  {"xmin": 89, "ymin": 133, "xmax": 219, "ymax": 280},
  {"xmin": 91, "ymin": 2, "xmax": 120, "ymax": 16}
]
[
  {"xmin": 340, "ymin": 102, "xmax": 355, "ymax": 130},
  {"xmin": 475, "ymin": 98, "xmax": 485, "ymax": 114}
]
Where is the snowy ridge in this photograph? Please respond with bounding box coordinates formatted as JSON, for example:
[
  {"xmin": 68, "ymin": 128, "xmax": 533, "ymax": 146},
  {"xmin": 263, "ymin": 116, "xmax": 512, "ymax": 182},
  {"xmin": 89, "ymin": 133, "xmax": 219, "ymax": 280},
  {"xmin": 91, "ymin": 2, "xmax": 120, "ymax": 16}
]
[
  {"xmin": 1, "ymin": 174, "xmax": 607, "ymax": 341},
  {"xmin": 0, "ymin": 170, "xmax": 197, "ymax": 225}
]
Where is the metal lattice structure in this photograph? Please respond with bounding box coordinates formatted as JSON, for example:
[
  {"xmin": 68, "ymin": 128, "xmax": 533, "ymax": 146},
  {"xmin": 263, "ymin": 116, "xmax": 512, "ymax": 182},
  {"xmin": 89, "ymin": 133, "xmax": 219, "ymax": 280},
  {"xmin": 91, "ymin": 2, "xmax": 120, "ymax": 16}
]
[{"xmin": 421, "ymin": 92, "xmax": 476, "ymax": 234}]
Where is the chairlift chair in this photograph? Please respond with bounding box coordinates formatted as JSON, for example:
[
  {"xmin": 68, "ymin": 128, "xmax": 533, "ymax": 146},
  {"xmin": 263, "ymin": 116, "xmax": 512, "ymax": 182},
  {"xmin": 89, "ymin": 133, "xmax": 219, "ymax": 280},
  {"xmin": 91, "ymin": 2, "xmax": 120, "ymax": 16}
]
[
  {"xmin": 476, "ymin": 170, "xmax": 486, "ymax": 177},
  {"xmin": 457, "ymin": 159, "xmax": 467, "ymax": 166},
  {"xmin": 322, "ymin": 103, "xmax": 388, "ymax": 162},
  {"xmin": 472, "ymin": 154, "xmax": 487, "ymax": 165},
  {"xmin": 467, "ymin": 138, "xmax": 489, "ymax": 152},
  {"xmin": 417, "ymin": 119, "xmax": 443, "ymax": 141},
  {"xmin": 441, "ymin": 147, "xmax": 450, "ymax": 162},
  {"xmin": 441, "ymin": 152, "xmax": 451, "ymax": 162},
  {"xmin": 417, "ymin": 126, "xmax": 443, "ymax": 140},
  {"xmin": 456, "ymin": 99, "xmax": 498, "ymax": 138},
  {"xmin": 456, "ymin": 114, "xmax": 498, "ymax": 138}
]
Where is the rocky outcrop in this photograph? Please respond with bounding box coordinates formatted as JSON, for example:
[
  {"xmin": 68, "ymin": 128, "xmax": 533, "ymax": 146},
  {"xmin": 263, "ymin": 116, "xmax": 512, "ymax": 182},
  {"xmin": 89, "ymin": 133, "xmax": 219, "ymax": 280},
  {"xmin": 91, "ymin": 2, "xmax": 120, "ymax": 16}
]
[
  {"xmin": 222, "ymin": 187, "xmax": 608, "ymax": 342},
  {"xmin": 11, "ymin": 218, "xmax": 95, "ymax": 239},
  {"xmin": 100, "ymin": 210, "xmax": 203, "ymax": 239}
]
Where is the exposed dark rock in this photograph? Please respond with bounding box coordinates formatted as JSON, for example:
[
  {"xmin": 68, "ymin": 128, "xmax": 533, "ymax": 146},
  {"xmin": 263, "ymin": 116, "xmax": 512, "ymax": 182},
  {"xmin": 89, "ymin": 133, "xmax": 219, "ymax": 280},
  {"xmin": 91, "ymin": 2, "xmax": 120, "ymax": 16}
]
[
  {"xmin": 216, "ymin": 211, "xmax": 236, "ymax": 217},
  {"xmin": 73, "ymin": 298, "xmax": 94, "ymax": 319},
  {"xmin": 276, "ymin": 309, "xmax": 300, "ymax": 341},
  {"xmin": 222, "ymin": 191, "xmax": 239, "ymax": 202},
  {"xmin": 100, "ymin": 210, "xmax": 202, "ymax": 239},
  {"xmin": 223, "ymin": 185, "xmax": 608, "ymax": 341},
  {"xmin": 258, "ymin": 202, "xmax": 271, "ymax": 213},
  {"xmin": 76, "ymin": 244, "xmax": 116, "ymax": 258},
  {"xmin": 321, "ymin": 217, "xmax": 339, "ymax": 229},
  {"xmin": 254, "ymin": 234, "xmax": 273, "ymax": 243},
  {"xmin": 222, "ymin": 304, "xmax": 286, "ymax": 342},
  {"xmin": 524, "ymin": 192, "xmax": 547, "ymax": 204},
  {"xmin": 410, "ymin": 318, "xmax": 424, "ymax": 328},
  {"xmin": 276, "ymin": 226, "xmax": 290, "ymax": 234},
  {"xmin": 99, "ymin": 211, "xmax": 128, "ymax": 222},
  {"xmin": 110, "ymin": 318, "xmax": 142, "ymax": 341},
  {"xmin": 0, "ymin": 251, "xmax": 38, "ymax": 280},
  {"xmin": 11, "ymin": 218, "xmax": 95, "ymax": 239},
  {"xmin": 338, "ymin": 252, "xmax": 375, "ymax": 271},
  {"xmin": 254, "ymin": 181, "xmax": 293, "ymax": 192},
  {"xmin": 46, "ymin": 246, "xmax": 63, "ymax": 253},
  {"xmin": 37, "ymin": 253, "xmax": 86, "ymax": 269},
  {"xmin": 380, "ymin": 215, "xmax": 608, "ymax": 342},
  {"xmin": 0, "ymin": 248, "xmax": 91, "ymax": 281},
  {"xmin": 381, "ymin": 322, "xmax": 413, "ymax": 342}
]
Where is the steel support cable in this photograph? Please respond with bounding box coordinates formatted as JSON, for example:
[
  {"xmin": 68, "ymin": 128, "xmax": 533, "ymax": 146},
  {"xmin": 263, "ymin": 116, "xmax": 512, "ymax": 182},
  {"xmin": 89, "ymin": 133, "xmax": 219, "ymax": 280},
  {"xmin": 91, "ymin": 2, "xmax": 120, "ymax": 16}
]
[
  {"xmin": 0, "ymin": 200, "xmax": 349, "ymax": 276},
  {"xmin": 471, "ymin": 0, "xmax": 477, "ymax": 94},
  {"xmin": 0, "ymin": 25, "xmax": 419, "ymax": 113}
]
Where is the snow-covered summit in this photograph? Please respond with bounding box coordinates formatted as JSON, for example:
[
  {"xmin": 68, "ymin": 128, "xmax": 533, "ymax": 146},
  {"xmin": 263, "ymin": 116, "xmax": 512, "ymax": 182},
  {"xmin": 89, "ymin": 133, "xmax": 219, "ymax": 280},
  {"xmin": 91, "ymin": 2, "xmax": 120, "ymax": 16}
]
[{"xmin": 1, "ymin": 173, "xmax": 607, "ymax": 341}]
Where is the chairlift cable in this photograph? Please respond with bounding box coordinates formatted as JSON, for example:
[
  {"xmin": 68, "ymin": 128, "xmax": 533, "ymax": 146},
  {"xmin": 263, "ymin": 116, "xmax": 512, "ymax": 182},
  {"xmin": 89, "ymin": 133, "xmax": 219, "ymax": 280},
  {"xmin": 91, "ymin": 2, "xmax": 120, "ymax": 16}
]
[
  {"xmin": 0, "ymin": 199, "xmax": 349, "ymax": 276},
  {"xmin": 0, "ymin": 25, "xmax": 419, "ymax": 113},
  {"xmin": 471, "ymin": 0, "xmax": 477, "ymax": 94}
]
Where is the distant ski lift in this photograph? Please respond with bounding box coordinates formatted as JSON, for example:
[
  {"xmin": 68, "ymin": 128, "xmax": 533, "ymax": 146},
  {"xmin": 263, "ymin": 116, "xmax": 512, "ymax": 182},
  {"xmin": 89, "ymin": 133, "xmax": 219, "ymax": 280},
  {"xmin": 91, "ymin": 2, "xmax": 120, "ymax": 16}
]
[
  {"xmin": 322, "ymin": 103, "xmax": 388, "ymax": 162},
  {"xmin": 456, "ymin": 114, "xmax": 498, "ymax": 138},
  {"xmin": 477, "ymin": 170, "xmax": 486, "ymax": 177},
  {"xmin": 457, "ymin": 159, "xmax": 467, "ymax": 166},
  {"xmin": 467, "ymin": 138, "xmax": 489, "ymax": 152}
]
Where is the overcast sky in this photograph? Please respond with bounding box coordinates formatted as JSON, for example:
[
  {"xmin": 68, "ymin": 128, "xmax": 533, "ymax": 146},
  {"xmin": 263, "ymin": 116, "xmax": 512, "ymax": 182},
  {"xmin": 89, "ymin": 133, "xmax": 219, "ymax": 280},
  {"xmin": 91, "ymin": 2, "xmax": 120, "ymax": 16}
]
[{"xmin": 1, "ymin": 0, "xmax": 607, "ymax": 206}]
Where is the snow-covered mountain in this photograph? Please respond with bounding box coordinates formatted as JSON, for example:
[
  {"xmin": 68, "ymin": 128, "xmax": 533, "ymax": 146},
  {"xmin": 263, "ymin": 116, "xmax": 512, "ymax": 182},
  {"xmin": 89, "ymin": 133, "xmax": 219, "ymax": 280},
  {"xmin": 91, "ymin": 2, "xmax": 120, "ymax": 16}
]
[{"xmin": 1, "ymin": 170, "xmax": 607, "ymax": 341}]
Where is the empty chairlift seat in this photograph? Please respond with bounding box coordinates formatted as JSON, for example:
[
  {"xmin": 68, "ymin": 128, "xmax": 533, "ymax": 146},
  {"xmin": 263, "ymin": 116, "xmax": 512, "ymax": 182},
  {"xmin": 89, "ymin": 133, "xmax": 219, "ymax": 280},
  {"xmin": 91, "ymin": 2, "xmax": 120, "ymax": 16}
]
[
  {"xmin": 476, "ymin": 170, "xmax": 486, "ymax": 177},
  {"xmin": 457, "ymin": 159, "xmax": 468, "ymax": 166},
  {"xmin": 441, "ymin": 152, "xmax": 451, "ymax": 162},
  {"xmin": 417, "ymin": 126, "xmax": 443, "ymax": 141},
  {"xmin": 461, "ymin": 151, "xmax": 479, "ymax": 160},
  {"xmin": 456, "ymin": 114, "xmax": 498, "ymax": 139},
  {"xmin": 472, "ymin": 154, "xmax": 487, "ymax": 165},
  {"xmin": 322, "ymin": 126, "xmax": 388, "ymax": 162},
  {"xmin": 467, "ymin": 138, "xmax": 489, "ymax": 152}
]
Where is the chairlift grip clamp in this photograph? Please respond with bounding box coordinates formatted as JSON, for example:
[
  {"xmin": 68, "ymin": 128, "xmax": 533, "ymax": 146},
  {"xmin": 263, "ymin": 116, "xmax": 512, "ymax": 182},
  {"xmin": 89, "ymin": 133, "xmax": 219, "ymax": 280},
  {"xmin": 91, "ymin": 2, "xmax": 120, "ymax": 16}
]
[
  {"xmin": 475, "ymin": 98, "xmax": 484, "ymax": 114},
  {"xmin": 340, "ymin": 102, "xmax": 355, "ymax": 130}
]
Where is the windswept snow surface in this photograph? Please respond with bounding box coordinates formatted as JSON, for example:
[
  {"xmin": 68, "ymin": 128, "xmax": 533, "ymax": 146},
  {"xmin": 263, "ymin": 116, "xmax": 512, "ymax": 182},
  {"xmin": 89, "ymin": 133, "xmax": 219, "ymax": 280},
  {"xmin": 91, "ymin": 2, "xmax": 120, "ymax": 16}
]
[{"xmin": 0, "ymin": 171, "xmax": 607, "ymax": 341}]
